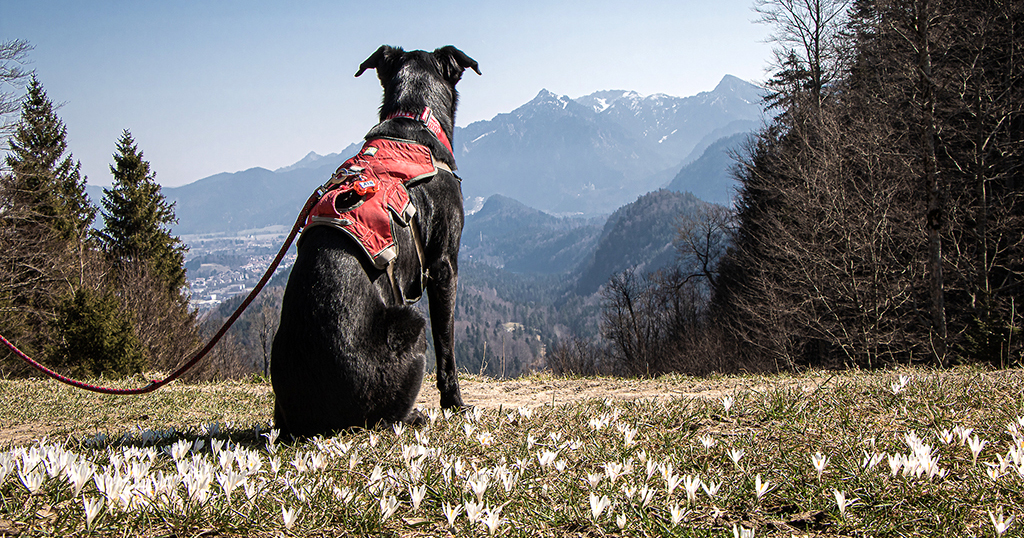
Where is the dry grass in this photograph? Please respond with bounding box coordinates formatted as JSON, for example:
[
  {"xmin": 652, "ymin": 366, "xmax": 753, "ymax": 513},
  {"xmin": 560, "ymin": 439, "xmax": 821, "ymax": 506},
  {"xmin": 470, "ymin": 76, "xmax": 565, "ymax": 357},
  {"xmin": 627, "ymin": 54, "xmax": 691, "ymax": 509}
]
[{"xmin": 0, "ymin": 366, "xmax": 1022, "ymax": 536}]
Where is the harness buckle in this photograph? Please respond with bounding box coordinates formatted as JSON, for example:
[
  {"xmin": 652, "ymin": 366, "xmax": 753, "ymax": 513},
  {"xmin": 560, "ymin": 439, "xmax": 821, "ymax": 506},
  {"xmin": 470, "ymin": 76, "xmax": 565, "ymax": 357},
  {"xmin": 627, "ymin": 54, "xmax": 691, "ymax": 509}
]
[{"xmin": 331, "ymin": 166, "xmax": 363, "ymax": 184}]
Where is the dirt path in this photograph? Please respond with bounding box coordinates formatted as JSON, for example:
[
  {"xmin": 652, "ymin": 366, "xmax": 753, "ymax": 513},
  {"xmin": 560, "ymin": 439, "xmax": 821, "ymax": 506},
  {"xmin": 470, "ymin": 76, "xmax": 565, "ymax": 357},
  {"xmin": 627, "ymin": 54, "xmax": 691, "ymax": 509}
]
[{"xmin": 415, "ymin": 373, "xmax": 830, "ymax": 410}]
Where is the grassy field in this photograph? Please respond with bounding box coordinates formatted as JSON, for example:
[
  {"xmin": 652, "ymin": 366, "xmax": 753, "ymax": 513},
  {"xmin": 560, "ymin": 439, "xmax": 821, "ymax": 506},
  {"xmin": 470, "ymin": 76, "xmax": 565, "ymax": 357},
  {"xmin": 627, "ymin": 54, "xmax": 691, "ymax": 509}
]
[{"xmin": 0, "ymin": 367, "xmax": 1022, "ymax": 536}]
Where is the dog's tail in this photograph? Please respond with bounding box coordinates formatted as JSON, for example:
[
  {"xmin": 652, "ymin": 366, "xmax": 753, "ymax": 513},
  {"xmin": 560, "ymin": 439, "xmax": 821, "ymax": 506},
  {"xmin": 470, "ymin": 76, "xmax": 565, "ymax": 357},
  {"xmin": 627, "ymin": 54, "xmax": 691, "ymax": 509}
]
[{"xmin": 379, "ymin": 305, "xmax": 427, "ymax": 355}]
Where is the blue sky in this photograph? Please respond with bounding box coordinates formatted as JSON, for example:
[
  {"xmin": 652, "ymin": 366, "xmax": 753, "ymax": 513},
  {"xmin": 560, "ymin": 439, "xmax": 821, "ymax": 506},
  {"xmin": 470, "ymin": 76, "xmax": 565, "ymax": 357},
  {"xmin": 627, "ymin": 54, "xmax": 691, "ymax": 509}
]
[{"xmin": 2, "ymin": 0, "xmax": 772, "ymax": 187}]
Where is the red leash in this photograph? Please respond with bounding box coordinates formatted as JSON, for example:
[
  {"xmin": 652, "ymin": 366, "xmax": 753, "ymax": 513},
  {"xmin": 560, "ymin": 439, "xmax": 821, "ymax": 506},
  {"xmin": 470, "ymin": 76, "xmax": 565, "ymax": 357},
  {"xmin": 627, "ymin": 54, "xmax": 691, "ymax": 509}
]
[{"xmin": 0, "ymin": 191, "xmax": 321, "ymax": 395}]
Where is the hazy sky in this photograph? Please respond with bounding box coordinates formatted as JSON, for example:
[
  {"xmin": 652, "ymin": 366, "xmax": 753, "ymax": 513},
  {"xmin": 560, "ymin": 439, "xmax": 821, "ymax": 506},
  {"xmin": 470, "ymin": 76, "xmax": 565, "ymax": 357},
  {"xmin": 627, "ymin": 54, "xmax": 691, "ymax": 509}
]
[{"xmin": 2, "ymin": 0, "xmax": 772, "ymax": 187}]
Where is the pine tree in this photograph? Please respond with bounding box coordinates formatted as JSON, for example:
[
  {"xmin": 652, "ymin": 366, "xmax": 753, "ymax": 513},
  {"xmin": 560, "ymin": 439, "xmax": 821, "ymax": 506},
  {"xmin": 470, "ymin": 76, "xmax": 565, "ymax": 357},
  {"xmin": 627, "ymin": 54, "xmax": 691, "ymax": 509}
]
[
  {"xmin": 3, "ymin": 75, "xmax": 95, "ymax": 243},
  {"xmin": 98, "ymin": 129, "xmax": 187, "ymax": 295},
  {"xmin": 1, "ymin": 76, "xmax": 96, "ymax": 369},
  {"xmin": 49, "ymin": 287, "xmax": 145, "ymax": 378},
  {"xmin": 96, "ymin": 130, "xmax": 197, "ymax": 373}
]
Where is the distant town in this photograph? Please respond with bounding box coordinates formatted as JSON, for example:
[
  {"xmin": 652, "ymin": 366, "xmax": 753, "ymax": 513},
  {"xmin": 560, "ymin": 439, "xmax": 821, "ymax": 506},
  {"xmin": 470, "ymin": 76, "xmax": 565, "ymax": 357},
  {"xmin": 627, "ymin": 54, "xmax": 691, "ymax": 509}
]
[{"xmin": 181, "ymin": 226, "xmax": 296, "ymax": 312}]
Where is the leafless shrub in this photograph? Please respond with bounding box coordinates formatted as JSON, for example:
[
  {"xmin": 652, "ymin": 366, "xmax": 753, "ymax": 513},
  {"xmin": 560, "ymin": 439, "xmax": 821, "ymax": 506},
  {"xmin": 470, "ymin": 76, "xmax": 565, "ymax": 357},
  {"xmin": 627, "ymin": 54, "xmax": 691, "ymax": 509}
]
[{"xmin": 546, "ymin": 335, "xmax": 614, "ymax": 377}]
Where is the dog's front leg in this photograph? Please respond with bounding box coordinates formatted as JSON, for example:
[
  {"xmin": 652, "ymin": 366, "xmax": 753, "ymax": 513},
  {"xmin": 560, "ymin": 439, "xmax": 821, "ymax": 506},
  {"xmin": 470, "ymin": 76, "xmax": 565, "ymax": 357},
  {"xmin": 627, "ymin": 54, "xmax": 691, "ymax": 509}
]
[{"xmin": 427, "ymin": 257, "xmax": 464, "ymax": 409}]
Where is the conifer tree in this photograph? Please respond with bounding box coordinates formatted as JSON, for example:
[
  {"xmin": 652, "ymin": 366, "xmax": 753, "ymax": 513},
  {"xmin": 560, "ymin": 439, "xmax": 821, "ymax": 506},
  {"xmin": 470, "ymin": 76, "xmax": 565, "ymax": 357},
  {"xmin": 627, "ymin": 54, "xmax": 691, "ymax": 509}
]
[
  {"xmin": 98, "ymin": 130, "xmax": 187, "ymax": 296},
  {"xmin": 3, "ymin": 75, "xmax": 95, "ymax": 243},
  {"xmin": 1, "ymin": 75, "xmax": 96, "ymax": 368},
  {"xmin": 96, "ymin": 130, "xmax": 197, "ymax": 373},
  {"xmin": 48, "ymin": 287, "xmax": 145, "ymax": 377}
]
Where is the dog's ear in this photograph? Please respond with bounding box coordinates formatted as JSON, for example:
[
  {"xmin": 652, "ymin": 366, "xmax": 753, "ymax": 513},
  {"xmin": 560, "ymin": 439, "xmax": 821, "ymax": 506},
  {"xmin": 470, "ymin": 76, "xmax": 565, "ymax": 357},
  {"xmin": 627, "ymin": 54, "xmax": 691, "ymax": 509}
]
[
  {"xmin": 355, "ymin": 45, "xmax": 403, "ymax": 78},
  {"xmin": 433, "ymin": 46, "xmax": 481, "ymax": 84}
]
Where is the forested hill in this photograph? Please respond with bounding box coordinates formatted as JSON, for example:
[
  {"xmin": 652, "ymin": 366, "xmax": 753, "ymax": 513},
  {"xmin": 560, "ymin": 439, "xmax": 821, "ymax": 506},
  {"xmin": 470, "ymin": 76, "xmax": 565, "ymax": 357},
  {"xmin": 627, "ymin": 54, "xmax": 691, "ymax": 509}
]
[
  {"xmin": 575, "ymin": 189, "xmax": 706, "ymax": 295},
  {"xmin": 667, "ymin": 132, "xmax": 750, "ymax": 204},
  {"xmin": 460, "ymin": 195, "xmax": 604, "ymax": 274}
]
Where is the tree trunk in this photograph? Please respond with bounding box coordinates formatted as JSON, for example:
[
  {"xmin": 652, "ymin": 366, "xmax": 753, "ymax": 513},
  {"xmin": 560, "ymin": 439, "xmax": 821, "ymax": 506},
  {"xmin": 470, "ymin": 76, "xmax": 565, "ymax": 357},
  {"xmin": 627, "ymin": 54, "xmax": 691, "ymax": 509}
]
[{"xmin": 916, "ymin": 0, "xmax": 947, "ymax": 363}]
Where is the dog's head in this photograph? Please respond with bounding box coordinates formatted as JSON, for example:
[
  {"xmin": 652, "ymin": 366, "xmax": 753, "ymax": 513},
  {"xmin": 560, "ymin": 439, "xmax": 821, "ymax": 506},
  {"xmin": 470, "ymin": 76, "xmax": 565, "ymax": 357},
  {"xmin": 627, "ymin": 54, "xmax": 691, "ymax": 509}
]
[{"xmin": 355, "ymin": 45, "xmax": 480, "ymax": 135}]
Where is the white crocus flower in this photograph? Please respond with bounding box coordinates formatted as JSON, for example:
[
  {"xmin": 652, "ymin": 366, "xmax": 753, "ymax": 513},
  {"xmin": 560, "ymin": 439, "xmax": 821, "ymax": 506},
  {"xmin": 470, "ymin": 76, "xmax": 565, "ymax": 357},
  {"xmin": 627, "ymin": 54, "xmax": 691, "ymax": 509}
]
[
  {"xmin": 82, "ymin": 497, "xmax": 103, "ymax": 529},
  {"xmin": 589, "ymin": 493, "xmax": 611, "ymax": 519},
  {"xmin": 537, "ymin": 450, "xmax": 557, "ymax": 468},
  {"xmin": 465, "ymin": 500, "xmax": 483, "ymax": 524},
  {"xmin": 664, "ymin": 472, "xmax": 683, "ymax": 495},
  {"xmin": 442, "ymin": 502, "xmax": 462, "ymax": 526},
  {"xmin": 754, "ymin": 474, "xmax": 771, "ymax": 501},
  {"xmin": 379, "ymin": 494, "xmax": 400, "ymax": 522},
  {"xmin": 990, "ymin": 507, "xmax": 1015, "ymax": 536},
  {"xmin": 811, "ymin": 451, "xmax": 829, "ymax": 480},
  {"xmin": 833, "ymin": 489, "xmax": 857, "ymax": 518},
  {"xmin": 721, "ymin": 395, "xmax": 735, "ymax": 414},
  {"xmin": 682, "ymin": 475, "xmax": 701, "ymax": 503},
  {"xmin": 482, "ymin": 505, "xmax": 503, "ymax": 535},
  {"xmin": 968, "ymin": 434, "xmax": 988, "ymax": 465},
  {"xmin": 639, "ymin": 485, "xmax": 656, "ymax": 507},
  {"xmin": 17, "ymin": 467, "xmax": 44, "ymax": 495},
  {"xmin": 468, "ymin": 472, "xmax": 490, "ymax": 503},
  {"xmin": 669, "ymin": 503, "xmax": 685, "ymax": 525},
  {"xmin": 603, "ymin": 461, "xmax": 623, "ymax": 483},
  {"xmin": 217, "ymin": 469, "xmax": 246, "ymax": 502},
  {"xmin": 409, "ymin": 484, "xmax": 426, "ymax": 510},
  {"xmin": 701, "ymin": 478, "xmax": 722, "ymax": 498},
  {"xmin": 281, "ymin": 505, "xmax": 299, "ymax": 530},
  {"xmin": 66, "ymin": 460, "xmax": 93, "ymax": 497},
  {"xmin": 891, "ymin": 375, "xmax": 910, "ymax": 394}
]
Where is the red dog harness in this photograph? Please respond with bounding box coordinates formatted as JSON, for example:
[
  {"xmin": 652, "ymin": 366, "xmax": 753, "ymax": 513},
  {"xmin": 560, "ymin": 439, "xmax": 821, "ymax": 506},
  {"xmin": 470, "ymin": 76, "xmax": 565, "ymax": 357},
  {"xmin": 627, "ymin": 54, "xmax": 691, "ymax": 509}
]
[
  {"xmin": 301, "ymin": 107, "xmax": 457, "ymax": 303},
  {"xmin": 304, "ymin": 138, "xmax": 435, "ymax": 266},
  {"xmin": 301, "ymin": 136, "xmax": 446, "ymax": 303}
]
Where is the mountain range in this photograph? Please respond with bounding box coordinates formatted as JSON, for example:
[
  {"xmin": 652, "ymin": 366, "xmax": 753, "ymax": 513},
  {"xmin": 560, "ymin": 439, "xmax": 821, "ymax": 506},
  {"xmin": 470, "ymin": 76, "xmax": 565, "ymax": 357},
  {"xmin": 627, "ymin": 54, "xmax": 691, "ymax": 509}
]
[
  {"xmin": 455, "ymin": 75, "xmax": 763, "ymax": 214},
  {"xmin": 87, "ymin": 75, "xmax": 762, "ymax": 235}
]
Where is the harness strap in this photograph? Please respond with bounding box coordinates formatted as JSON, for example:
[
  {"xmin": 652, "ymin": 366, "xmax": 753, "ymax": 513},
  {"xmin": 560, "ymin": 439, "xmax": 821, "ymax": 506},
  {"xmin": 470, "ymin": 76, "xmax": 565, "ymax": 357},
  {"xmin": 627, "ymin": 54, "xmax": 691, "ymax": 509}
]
[
  {"xmin": 384, "ymin": 216, "xmax": 428, "ymax": 305},
  {"xmin": 433, "ymin": 159, "xmax": 452, "ymax": 174},
  {"xmin": 410, "ymin": 215, "xmax": 428, "ymax": 282},
  {"xmin": 385, "ymin": 107, "xmax": 455, "ymax": 160},
  {"xmin": 386, "ymin": 263, "xmax": 403, "ymax": 304}
]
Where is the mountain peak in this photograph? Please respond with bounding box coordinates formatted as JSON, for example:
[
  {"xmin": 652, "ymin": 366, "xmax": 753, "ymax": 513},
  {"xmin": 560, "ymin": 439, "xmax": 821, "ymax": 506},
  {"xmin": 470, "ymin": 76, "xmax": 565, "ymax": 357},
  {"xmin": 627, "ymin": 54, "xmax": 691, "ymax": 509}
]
[
  {"xmin": 573, "ymin": 90, "xmax": 641, "ymax": 113},
  {"xmin": 529, "ymin": 89, "xmax": 570, "ymax": 106},
  {"xmin": 275, "ymin": 151, "xmax": 323, "ymax": 173},
  {"xmin": 513, "ymin": 89, "xmax": 577, "ymax": 117},
  {"xmin": 274, "ymin": 150, "xmax": 346, "ymax": 174},
  {"xmin": 712, "ymin": 75, "xmax": 763, "ymax": 100}
]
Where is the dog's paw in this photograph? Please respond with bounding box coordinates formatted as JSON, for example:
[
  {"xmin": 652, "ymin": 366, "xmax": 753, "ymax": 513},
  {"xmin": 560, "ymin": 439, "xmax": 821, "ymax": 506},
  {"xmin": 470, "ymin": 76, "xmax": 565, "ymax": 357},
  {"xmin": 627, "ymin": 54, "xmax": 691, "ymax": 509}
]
[
  {"xmin": 440, "ymin": 395, "xmax": 465, "ymax": 410},
  {"xmin": 403, "ymin": 408, "xmax": 428, "ymax": 427},
  {"xmin": 442, "ymin": 403, "xmax": 473, "ymax": 416}
]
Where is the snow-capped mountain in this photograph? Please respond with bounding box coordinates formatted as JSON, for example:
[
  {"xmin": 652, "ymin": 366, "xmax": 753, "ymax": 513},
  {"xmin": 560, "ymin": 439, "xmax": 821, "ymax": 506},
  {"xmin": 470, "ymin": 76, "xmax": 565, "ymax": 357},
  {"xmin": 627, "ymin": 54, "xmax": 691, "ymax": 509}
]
[
  {"xmin": 453, "ymin": 74, "xmax": 764, "ymax": 214},
  {"xmin": 162, "ymin": 75, "xmax": 764, "ymax": 234}
]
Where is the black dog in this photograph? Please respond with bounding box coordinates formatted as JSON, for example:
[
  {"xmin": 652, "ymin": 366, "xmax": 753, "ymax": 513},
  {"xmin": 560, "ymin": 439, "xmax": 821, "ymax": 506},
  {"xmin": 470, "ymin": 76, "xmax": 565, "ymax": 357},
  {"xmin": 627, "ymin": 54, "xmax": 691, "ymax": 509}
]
[{"xmin": 270, "ymin": 45, "xmax": 479, "ymax": 437}]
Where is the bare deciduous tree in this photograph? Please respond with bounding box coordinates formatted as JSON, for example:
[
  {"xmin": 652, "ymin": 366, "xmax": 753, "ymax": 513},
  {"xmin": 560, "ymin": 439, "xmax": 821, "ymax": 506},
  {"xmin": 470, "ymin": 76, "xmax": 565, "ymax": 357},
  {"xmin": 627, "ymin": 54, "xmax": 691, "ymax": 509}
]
[
  {"xmin": 675, "ymin": 204, "xmax": 735, "ymax": 289},
  {"xmin": 1, "ymin": 39, "xmax": 33, "ymax": 148},
  {"xmin": 755, "ymin": 0, "xmax": 852, "ymax": 109}
]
